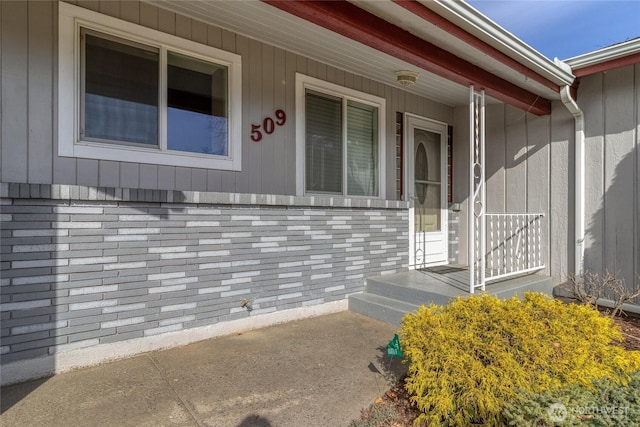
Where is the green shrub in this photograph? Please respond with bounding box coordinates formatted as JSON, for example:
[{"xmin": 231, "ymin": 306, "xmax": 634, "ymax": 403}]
[
  {"xmin": 502, "ymin": 370, "xmax": 640, "ymax": 426},
  {"xmin": 400, "ymin": 293, "xmax": 640, "ymax": 426},
  {"xmin": 348, "ymin": 400, "xmax": 403, "ymax": 427}
]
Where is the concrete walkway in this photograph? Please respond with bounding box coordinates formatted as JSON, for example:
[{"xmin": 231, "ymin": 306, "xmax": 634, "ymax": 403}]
[{"xmin": 1, "ymin": 312, "xmax": 405, "ymax": 427}]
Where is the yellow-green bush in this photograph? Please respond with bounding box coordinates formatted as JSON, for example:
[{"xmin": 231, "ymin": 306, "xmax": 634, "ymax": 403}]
[{"xmin": 400, "ymin": 292, "xmax": 640, "ymax": 426}]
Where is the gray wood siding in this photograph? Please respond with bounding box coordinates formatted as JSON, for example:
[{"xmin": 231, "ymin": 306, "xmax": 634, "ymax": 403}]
[
  {"xmin": 549, "ymin": 101, "xmax": 575, "ymax": 282},
  {"xmin": 579, "ymin": 64, "xmax": 639, "ymax": 292},
  {"xmin": 1, "ymin": 1, "xmax": 29, "ymax": 184},
  {"xmin": 453, "ymin": 64, "xmax": 639, "ymax": 290},
  {"xmin": 0, "ymin": 0, "xmax": 453, "ymax": 199},
  {"xmin": 451, "ymin": 105, "xmax": 470, "ymax": 266},
  {"xmin": 452, "ymin": 102, "xmax": 575, "ymax": 284}
]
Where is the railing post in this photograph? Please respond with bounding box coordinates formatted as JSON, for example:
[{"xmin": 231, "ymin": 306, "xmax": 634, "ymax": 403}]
[
  {"xmin": 480, "ymin": 93, "xmax": 486, "ymax": 291},
  {"xmin": 468, "ymin": 87, "xmax": 474, "ymax": 294},
  {"xmin": 469, "ymin": 86, "xmax": 486, "ymax": 293}
]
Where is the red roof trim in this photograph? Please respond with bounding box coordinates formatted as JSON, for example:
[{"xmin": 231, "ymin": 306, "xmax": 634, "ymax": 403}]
[
  {"xmin": 573, "ymin": 52, "xmax": 640, "ymax": 77},
  {"xmin": 263, "ymin": 0, "xmax": 551, "ymax": 115},
  {"xmin": 394, "ymin": 0, "xmax": 561, "ymax": 94}
]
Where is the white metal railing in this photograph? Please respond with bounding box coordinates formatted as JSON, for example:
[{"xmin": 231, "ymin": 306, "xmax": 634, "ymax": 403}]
[
  {"xmin": 468, "ymin": 85, "xmax": 546, "ymax": 293},
  {"xmin": 469, "ymin": 87, "xmax": 486, "ymax": 293},
  {"xmin": 485, "ymin": 213, "xmax": 545, "ymax": 282}
]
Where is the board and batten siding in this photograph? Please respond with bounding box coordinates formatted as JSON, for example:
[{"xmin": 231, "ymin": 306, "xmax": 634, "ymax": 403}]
[
  {"xmin": 0, "ymin": 0, "xmax": 453, "ymax": 199},
  {"xmin": 452, "ymin": 64, "xmax": 640, "ymax": 293},
  {"xmin": 578, "ymin": 63, "xmax": 639, "ymax": 293},
  {"xmin": 452, "ymin": 101, "xmax": 576, "ymax": 285}
]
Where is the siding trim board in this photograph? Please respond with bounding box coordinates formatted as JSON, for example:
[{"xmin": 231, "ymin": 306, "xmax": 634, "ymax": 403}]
[{"xmin": 0, "ymin": 182, "xmax": 408, "ymax": 209}]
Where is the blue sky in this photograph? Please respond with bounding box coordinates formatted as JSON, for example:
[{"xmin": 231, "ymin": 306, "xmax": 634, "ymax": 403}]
[{"xmin": 468, "ymin": 1, "xmax": 640, "ymax": 60}]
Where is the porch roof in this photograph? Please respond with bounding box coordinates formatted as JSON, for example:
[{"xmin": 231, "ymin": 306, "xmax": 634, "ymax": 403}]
[{"xmin": 152, "ymin": 0, "xmax": 575, "ymax": 115}]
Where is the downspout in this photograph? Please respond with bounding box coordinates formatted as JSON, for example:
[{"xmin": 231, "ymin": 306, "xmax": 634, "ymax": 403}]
[{"xmin": 558, "ymin": 73, "xmax": 585, "ymax": 276}]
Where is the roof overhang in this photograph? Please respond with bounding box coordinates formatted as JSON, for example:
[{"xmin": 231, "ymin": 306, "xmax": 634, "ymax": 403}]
[
  {"xmin": 415, "ymin": 1, "xmax": 574, "ymax": 87},
  {"xmin": 151, "ymin": 0, "xmax": 576, "ymax": 115},
  {"xmin": 564, "ymin": 38, "xmax": 640, "ymax": 77}
]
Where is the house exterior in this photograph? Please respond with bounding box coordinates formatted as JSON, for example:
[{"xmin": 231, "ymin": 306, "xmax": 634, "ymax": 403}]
[
  {"xmin": 562, "ymin": 43, "xmax": 640, "ymax": 292},
  {"xmin": 1, "ymin": 0, "xmax": 638, "ymax": 384}
]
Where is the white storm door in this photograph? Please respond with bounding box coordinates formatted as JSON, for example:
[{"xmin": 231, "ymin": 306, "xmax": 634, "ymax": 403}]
[{"xmin": 406, "ymin": 115, "xmax": 448, "ymax": 268}]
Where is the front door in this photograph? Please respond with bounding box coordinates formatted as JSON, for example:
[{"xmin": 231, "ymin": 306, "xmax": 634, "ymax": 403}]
[{"xmin": 406, "ymin": 114, "xmax": 448, "ymax": 268}]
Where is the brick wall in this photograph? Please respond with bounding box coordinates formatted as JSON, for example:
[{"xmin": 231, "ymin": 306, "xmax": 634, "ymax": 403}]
[{"xmin": 0, "ymin": 183, "xmax": 409, "ymax": 365}]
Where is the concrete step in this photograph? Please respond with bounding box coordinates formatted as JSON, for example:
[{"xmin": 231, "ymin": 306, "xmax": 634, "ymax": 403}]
[
  {"xmin": 365, "ymin": 275, "xmax": 458, "ymax": 306},
  {"xmin": 350, "ymin": 270, "xmax": 554, "ymax": 326},
  {"xmin": 349, "ymin": 293, "xmax": 419, "ymax": 326},
  {"xmin": 366, "ymin": 272, "xmax": 554, "ymax": 306},
  {"xmin": 486, "ymin": 273, "xmax": 554, "ymax": 298}
]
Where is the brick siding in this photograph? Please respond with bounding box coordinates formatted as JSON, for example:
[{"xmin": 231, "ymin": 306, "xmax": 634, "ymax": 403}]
[{"xmin": 0, "ymin": 183, "xmax": 409, "ymax": 363}]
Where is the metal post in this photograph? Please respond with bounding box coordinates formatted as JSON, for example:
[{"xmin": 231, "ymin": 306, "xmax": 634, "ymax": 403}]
[
  {"xmin": 469, "ymin": 86, "xmax": 486, "ymax": 293},
  {"xmin": 468, "ymin": 87, "xmax": 475, "ymax": 294},
  {"xmin": 479, "ymin": 90, "xmax": 486, "ymax": 292}
]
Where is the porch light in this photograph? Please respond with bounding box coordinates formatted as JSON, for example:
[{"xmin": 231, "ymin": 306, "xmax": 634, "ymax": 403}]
[{"xmin": 395, "ymin": 70, "xmax": 419, "ymax": 87}]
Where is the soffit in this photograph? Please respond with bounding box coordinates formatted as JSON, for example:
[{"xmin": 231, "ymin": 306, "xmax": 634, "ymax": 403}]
[
  {"xmin": 150, "ymin": 0, "xmax": 561, "ymax": 108},
  {"xmin": 352, "ymin": 0, "xmax": 567, "ymax": 99}
]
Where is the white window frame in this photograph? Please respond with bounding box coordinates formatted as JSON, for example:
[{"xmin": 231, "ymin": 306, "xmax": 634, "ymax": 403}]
[
  {"xmin": 58, "ymin": 2, "xmax": 242, "ymax": 171},
  {"xmin": 295, "ymin": 73, "xmax": 386, "ymax": 199}
]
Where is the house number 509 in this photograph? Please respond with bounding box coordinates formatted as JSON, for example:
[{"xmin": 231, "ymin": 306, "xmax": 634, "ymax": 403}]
[{"xmin": 251, "ymin": 109, "xmax": 286, "ymax": 142}]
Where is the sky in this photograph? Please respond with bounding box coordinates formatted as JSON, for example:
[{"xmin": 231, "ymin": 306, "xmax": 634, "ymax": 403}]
[{"xmin": 467, "ymin": 0, "xmax": 640, "ymax": 60}]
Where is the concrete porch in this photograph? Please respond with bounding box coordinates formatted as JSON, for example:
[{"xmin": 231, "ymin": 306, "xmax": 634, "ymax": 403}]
[{"xmin": 349, "ymin": 266, "xmax": 554, "ymax": 325}]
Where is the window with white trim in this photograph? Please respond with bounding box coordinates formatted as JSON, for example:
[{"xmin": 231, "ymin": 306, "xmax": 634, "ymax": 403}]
[
  {"xmin": 296, "ymin": 74, "xmax": 386, "ymax": 198},
  {"xmin": 58, "ymin": 3, "xmax": 242, "ymax": 170}
]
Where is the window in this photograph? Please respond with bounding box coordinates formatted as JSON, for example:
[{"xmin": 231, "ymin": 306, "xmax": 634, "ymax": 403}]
[
  {"xmin": 81, "ymin": 30, "xmax": 160, "ymax": 147},
  {"xmin": 58, "ymin": 2, "xmax": 242, "ymax": 170},
  {"xmin": 296, "ymin": 74, "xmax": 386, "ymax": 198}
]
